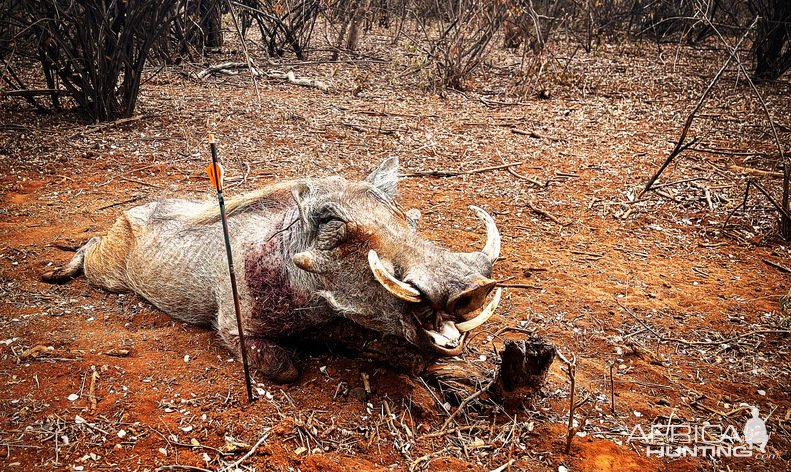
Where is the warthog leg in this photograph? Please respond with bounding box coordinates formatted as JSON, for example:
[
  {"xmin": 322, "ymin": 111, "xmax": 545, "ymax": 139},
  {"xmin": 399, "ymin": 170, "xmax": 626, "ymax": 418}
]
[
  {"xmin": 224, "ymin": 334, "xmax": 299, "ymax": 384},
  {"xmin": 41, "ymin": 237, "xmax": 100, "ymax": 284}
]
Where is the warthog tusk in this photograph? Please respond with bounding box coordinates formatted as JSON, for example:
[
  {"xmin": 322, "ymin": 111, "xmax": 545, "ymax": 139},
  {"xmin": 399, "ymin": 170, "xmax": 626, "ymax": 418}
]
[
  {"xmin": 455, "ymin": 287, "xmax": 501, "ymax": 332},
  {"xmin": 368, "ymin": 250, "xmax": 422, "ymax": 303},
  {"xmin": 469, "ymin": 205, "xmax": 501, "ymax": 263}
]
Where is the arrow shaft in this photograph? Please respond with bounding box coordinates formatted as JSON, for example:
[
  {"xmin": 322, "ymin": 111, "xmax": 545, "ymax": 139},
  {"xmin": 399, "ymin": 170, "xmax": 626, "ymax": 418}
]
[{"xmin": 211, "ymin": 139, "xmax": 254, "ymax": 403}]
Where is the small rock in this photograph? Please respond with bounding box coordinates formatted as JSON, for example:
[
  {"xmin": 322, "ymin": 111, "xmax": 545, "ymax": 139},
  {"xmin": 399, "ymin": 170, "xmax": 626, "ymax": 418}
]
[
  {"xmin": 757, "ymin": 389, "xmax": 766, "ymax": 396},
  {"xmin": 184, "ymin": 355, "xmax": 190, "ymax": 363},
  {"xmin": 558, "ymin": 466, "xmax": 569, "ymax": 472},
  {"xmin": 158, "ymin": 447, "xmax": 167, "ymax": 456},
  {"xmin": 117, "ymin": 429, "xmax": 127, "ymax": 439},
  {"xmin": 67, "ymin": 393, "xmax": 79, "ymax": 402}
]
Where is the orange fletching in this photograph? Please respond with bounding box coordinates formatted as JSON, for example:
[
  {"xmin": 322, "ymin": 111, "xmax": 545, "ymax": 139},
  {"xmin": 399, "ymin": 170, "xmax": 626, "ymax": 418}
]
[{"xmin": 206, "ymin": 162, "xmax": 224, "ymax": 191}]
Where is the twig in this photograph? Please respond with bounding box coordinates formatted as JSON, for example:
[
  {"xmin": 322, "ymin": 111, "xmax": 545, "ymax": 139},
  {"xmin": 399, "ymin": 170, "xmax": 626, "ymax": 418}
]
[
  {"xmin": 510, "ymin": 128, "xmax": 562, "ymax": 142},
  {"xmin": 94, "ymin": 195, "xmax": 146, "ymax": 212},
  {"xmin": 155, "ymin": 467, "xmax": 213, "ymax": 472},
  {"xmin": 557, "ymin": 351, "xmax": 580, "ymax": 454},
  {"xmin": 226, "ymin": 2, "xmax": 261, "ymax": 102},
  {"xmin": 440, "ymin": 379, "xmax": 495, "ymax": 431},
  {"xmin": 219, "ymin": 429, "xmax": 270, "ymax": 471},
  {"xmin": 609, "ymin": 362, "xmax": 616, "ymax": 415},
  {"xmin": 506, "ymin": 166, "xmax": 546, "ymax": 188},
  {"xmin": 402, "ymin": 160, "xmax": 526, "ymax": 178},
  {"xmin": 763, "ymin": 259, "xmax": 791, "ymax": 274},
  {"xmin": 496, "ymin": 283, "xmax": 542, "ymax": 290},
  {"xmin": 724, "ymin": 180, "xmax": 791, "ymax": 227},
  {"xmin": 727, "ymin": 165, "xmax": 784, "ymax": 178},
  {"xmin": 420, "ymin": 424, "xmax": 480, "ymax": 439},
  {"xmin": 88, "ymin": 369, "xmax": 99, "ymax": 412},
  {"xmin": 527, "ymin": 200, "xmax": 563, "ymax": 225},
  {"xmin": 409, "ymin": 448, "xmax": 449, "ymax": 472}
]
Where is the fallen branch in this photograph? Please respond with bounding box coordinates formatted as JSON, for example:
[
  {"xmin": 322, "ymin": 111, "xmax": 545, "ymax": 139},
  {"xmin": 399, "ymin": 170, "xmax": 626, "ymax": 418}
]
[
  {"xmin": 527, "ymin": 200, "xmax": 564, "ymax": 225},
  {"xmin": 194, "ymin": 63, "xmax": 329, "ymax": 92},
  {"xmin": 763, "ymin": 259, "xmax": 791, "ymax": 274},
  {"xmin": 402, "ymin": 160, "xmax": 526, "ymax": 178},
  {"xmin": 727, "ymin": 165, "xmax": 784, "ymax": 178}
]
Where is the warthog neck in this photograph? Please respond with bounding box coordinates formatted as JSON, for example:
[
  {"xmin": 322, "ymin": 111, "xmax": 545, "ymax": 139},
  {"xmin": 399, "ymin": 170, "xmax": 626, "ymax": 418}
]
[{"xmin": 241, "ymin": 208, "xmax": 330, "ymax": 337}]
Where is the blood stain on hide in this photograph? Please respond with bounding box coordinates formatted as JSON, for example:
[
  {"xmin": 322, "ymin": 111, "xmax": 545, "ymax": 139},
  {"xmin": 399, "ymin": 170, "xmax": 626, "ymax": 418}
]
[{"xmin": 244, "ymin": 228, "xmax": 316, "ymax": 337}]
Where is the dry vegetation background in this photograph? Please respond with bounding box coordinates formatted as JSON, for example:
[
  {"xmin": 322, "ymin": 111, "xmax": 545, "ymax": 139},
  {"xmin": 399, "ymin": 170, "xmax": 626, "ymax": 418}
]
[{"xmin": 1, "ymin": 1, "xmax": 791, "ymax": 471}]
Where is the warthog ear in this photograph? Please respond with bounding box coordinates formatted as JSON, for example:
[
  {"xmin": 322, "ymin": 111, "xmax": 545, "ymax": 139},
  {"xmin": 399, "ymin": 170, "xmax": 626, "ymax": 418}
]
[
  {"xmin": 366, "ymin": 157, "xmax": 399, "ymax": 197},
  {"xmin": 291, "ymin": 182, "xmax": 312, "ymax": 222}
]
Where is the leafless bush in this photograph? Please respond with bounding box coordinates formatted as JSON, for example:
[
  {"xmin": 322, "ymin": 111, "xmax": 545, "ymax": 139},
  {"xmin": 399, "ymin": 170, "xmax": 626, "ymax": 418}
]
[
  {"xmin": 147, "ymin": 0, "xmax": 224, "ymax": 63},
  {"xmin": 414, "ymin": 0, "xmax": 508, "ymax": 89},
  {"xmin": 2, "ymin": 0, "xmax": 182, "ymax": 121},
  {"xmin": 749, "ymin": 0, "xmax": 791, "ymax": 83},
  {"xmin": 233, "ymin": 0, "xmax": 321, "ymax": 59}
]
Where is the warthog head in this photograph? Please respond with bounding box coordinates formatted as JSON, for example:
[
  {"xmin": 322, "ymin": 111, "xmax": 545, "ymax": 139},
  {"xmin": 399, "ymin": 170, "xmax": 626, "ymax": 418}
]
[{"xmin": 289, "ymin": 157, "xmax": 502, "ymax": 356}]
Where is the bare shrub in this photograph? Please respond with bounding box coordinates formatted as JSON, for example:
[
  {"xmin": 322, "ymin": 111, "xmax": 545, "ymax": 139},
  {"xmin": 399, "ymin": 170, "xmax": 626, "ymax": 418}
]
[
  {"xmin": 3, "ymin": 0, "xmax": 182, "ymax": 121},
  {"xmin": 415, "ymin": 0, "xmax": 508, "ymax": 89},
  {"xmin": 749, "ymin": 0, "xmax": 791, "ymax": 83},
  {"xmin": 232, "ymin": 0, "xmax": 321, "ymax": 59}
]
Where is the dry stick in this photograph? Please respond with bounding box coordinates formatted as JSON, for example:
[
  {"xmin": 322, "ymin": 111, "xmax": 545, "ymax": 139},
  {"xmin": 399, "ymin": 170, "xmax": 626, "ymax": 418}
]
[
  {"xmin": 226, "ymin": 2, "xmax": 261, "ymax": 103},
  {"xmin": 439, "ymin": 378, "xmax": 496, "ymax": 431},
  {"xmin": 527, "ymin": 200, "xmax": 563, "ymax": 225},
  {"xmin": 763, "ymin": 259, "xmax": 791, "ymax": 274},
  {"xmin": 639, "ymin": 18, "xmax": 758, "ymax": 198},
  {"xmin": 507, "ymin": 166, "xmax": 546, "ymax": 187},
  {"xmin": 94, "ymin": 195, "xmax": 145, "ymax": 212},
  {"xmin": 402, "ymin": 160, "xmax": 526, "ymax": 178},
  {"xmin": 219, "ymin": 430, "xmax": 271, "ymax": 472},
  {"xmin": 557, "ymin": 351, "xmax": 579, "ymax": 454},
  {"xmin": 724, "ymin": 180, "xmax": 791, "ymax": 227},
  {"xmin": 496, "ymin": 282, "xmax": 542, "ymax": 290},
  {"xmin": 88, "ymin": 369, "xmax": 99, "ymax": 412},
  {"xmin": 609, "ymin": 362, "xmax": 616, "ymax": 414}
]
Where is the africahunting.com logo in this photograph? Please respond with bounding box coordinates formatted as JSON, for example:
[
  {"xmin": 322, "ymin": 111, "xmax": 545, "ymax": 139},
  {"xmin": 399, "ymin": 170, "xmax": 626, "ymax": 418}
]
[{"xmin": 627, "ymin": 407, "xmax": 769, "ymax": 458}]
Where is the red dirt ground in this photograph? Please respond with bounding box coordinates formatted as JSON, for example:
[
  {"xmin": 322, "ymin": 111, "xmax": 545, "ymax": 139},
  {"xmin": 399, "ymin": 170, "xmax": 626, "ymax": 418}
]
[{"xmin": 1, "ymin": 39, "xmax": 790, "ymax": 471}]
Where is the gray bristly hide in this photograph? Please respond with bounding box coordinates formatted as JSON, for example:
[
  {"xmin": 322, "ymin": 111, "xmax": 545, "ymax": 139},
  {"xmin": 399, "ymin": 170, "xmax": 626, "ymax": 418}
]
[{"xmin": 43, "ymin": 157, "xmax": 504, "ymax": 383}]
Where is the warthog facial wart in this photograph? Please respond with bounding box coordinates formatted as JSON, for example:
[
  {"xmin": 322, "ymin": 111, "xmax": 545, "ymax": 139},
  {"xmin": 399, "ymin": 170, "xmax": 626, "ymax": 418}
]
[{"xmin": 42, "ymin": 158, "xmax": 503, "ymax": 382}]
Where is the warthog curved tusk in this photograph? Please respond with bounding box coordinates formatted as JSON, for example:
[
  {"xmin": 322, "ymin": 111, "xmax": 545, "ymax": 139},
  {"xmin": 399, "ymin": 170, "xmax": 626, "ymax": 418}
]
[
  {"xmin": 469, "ymin": 205, "xmax": 501, "ymax": 263},
  {"xmin": 455, "ymin": 287, "xmax": 502, "ymax": 332},
  {"xmin": 368, "ymin": 250, "xmax": 422, "ymax": 303}
]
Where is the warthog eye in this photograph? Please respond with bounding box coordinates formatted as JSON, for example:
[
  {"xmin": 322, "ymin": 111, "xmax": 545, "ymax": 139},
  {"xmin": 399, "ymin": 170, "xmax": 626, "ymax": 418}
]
[
  {"xmin": 314, "ymin": 204, "xmax": 349, "ymax": 249},
  {"xmin": 315, "ymin": 203, "xmax": 345, "ymax": 226}
]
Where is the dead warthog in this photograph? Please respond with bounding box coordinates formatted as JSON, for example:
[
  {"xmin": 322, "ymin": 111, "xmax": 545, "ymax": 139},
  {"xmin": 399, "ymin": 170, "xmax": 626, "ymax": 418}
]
[{"xmin": 43, "ymin": 158, "xmax": 502, "ymax": 382}]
